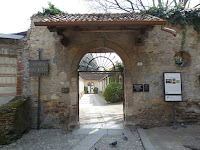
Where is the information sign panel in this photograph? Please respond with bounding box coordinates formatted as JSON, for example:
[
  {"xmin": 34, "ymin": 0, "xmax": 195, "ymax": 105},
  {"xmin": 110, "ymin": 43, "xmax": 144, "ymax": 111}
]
[
  {"xmin": 164, "ymin": 73, "xmax": 182, "ymax": 95},
  {"xmin": 165, "ymin": 95, "xmax": 182, "ymax": 102}
]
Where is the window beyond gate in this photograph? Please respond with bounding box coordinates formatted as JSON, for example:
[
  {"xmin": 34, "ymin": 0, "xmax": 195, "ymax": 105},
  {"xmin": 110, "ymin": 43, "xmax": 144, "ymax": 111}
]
[{"xmin": 79, "ymin": 53, "xmax": 117, "ymax": 71}]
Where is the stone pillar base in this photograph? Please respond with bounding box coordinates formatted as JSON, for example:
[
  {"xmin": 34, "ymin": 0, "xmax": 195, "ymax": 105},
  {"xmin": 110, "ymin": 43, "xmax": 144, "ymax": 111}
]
[{"xmin": 68, "ymin": 122, "xmax": 80, "ymax": 130}]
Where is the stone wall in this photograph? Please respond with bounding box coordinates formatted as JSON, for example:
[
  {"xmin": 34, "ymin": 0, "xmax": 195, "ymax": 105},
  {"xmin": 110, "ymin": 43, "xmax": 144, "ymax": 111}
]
[
  {"xmin": 28, "ymin": 16, "xmax": 71, "ymax": 129},
  {"xmin": 131, "ymin": 26, "xmax": 200, "ymax": 127},
  {"xmin": 28, "ymin": 15, "xmax": 200, "ymax": 129},
  {"xmin": 0, "ymin": 96, "xmax": 31, "ymax": 145}
]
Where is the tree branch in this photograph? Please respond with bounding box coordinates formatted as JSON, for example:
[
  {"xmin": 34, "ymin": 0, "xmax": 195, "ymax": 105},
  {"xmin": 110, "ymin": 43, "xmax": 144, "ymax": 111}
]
[
  {"xmin": 138, "ymin": 0, "xmax": 146, "ymax": 10},
  {"xmin": 153, "ymin": 0, "xmax": 155, "ymax": 7},
  {"xmin": 113, "ymin": 0, "xmax": 132, "ymax": 12},
  {"xmin": 183, "ymin": 0, "xmax": 189, "ymax": 6},
  {"xmin": 194, "ymin": 3, "xmax": 200, "ymax": 8},
  {"xmin": 173, "ymin": 0, "xmax": 177, "ymax": 5},
  {"xmin": 126, "ymin": 0, "xmax": 135, "ymax": 11}
]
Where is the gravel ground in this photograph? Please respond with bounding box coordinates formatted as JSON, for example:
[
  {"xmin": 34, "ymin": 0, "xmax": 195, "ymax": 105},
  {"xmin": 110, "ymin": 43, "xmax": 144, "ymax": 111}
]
[
  {"xmin": 0, "ymin": 128, "xmax": 144, "ymax": 150},
  {"xmin": 0, "ymin": 129, "xmax": 86, "ymax": 150},
  {"xmin": 144, "ymin": 125, "xmax": 200, "ymax": 150}
]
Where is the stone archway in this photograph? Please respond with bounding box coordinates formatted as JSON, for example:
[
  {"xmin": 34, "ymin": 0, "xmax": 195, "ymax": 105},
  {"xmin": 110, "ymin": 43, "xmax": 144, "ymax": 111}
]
[{"xmin": 68, "ymin": 38, "xmax": 133, "ymax": 129}]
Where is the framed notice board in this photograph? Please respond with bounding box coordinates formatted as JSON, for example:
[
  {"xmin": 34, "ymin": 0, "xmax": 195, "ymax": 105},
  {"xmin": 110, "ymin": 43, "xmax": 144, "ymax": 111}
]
[{"xmin": 163, "ymin": 72, "xmax": 182, "ymax": 102}]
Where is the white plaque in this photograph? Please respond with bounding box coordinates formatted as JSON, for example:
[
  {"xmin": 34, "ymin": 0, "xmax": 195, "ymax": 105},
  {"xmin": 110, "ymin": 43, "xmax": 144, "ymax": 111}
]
[
  {"xmin": 165, "ymin": 95, "xmax": 182, "ymax": 102},
  {"xmin": 164, "ymin": 73, "xmax": 182, "ymax": 95}
]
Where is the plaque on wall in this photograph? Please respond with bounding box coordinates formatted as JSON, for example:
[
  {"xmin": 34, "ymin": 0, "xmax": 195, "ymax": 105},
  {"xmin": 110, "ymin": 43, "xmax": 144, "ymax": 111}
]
[
  {"xmin": 144, "ymin": 84, "xmax": 149, "ymax": 92},
  {"xmin": 29, "ymin": 60, "xmax": 49, "ymax": 76},
  {"xmin": 61, "ymin": 87, "xmax": 69, "ymax": 93},
  {"xmin": 133, "ymin": 84, "xmax": 143, "ymax": 92}
]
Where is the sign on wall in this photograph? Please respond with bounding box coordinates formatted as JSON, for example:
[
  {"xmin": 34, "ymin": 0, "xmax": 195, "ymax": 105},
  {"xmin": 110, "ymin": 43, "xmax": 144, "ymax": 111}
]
[
  {"xmin": 163, "ymin": 72, "xmax": 182, "ymax": 102},
  {"xmin": 29, "ymin": 60, "xmax": 49, "ymax": 76},
  {"xmin": 133, "ymin": 84, "xmax": 143, "ymax": 92}
]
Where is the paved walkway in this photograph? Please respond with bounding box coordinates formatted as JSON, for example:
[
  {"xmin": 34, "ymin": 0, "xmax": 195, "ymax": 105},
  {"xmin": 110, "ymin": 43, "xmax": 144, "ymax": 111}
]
[
  {"xmin": 79, "ymin": 94, "xmax": 123, "ymax": 129},
  {"xmin": 138, "ymin": 125, "xmax": 200, "ymax": 150}
]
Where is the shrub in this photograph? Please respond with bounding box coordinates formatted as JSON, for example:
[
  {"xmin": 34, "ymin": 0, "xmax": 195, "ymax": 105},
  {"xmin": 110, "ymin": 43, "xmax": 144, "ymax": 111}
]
[
  {"xmin": 104, "ymin": 82, "xmax": 123, "ymax": 103},
  {"xmin": 93, "ymin": 87, "xmax": 98, "ymax": 94},
  {"xmin": 36, "ymin": 2, "xmax": 64, "ymax": 15},
  {"xmin": 84, "ymin": 86, "xmax": 88, "ymax": 94}
]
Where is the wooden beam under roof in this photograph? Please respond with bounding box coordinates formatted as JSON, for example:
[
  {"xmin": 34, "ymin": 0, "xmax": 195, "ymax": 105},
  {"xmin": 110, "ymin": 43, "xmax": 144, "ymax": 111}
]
[
  {"xmin": 35, "ymin": 20, "xmax": 167, "ymax": 26},
  {"xmin": 47, "ymin": 25, "xmax": 154, "ymax": 33}
]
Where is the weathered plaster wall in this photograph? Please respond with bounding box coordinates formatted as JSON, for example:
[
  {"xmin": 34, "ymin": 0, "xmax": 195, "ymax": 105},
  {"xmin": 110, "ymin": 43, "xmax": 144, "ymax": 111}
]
[
  {"xmin": 28, "ymin": 16, "xmax": 200, "ymax": 129},
  {"xmin": 0, "ymin": 38, "xmax": 29, "ymax": 106},
  {"xmin": 79, "ymin": 77, "xmax": 84, "ymax": 99}
]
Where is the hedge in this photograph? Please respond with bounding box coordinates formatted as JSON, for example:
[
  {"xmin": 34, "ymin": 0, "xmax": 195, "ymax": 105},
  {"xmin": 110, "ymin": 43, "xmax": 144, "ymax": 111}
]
[{"xmin": 104, "ymin": 82, "xmax": 123, "ymax": 103}]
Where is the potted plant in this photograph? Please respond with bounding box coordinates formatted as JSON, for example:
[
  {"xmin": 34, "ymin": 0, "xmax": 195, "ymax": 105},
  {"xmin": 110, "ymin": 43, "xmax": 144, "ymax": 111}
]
[
  {"xmin": 84, "ymin": 86, "xmax": 88, "ymax": 94},
  {"xmin": 174, "ymin": 55, "xmax": 183, "ymax": 66},
  {"xmin": 93, "ymin": 87, "xmax": 98, "ymax": 94},
  {"xmin": 174, "ymin": 51, "xmax": 191, "ymax": 67}
]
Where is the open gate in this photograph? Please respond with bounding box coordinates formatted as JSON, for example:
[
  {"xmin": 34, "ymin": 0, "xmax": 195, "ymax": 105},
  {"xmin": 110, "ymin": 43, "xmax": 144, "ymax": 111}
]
[{"xmin": 78, "ymin": 52, "xmax": 125, "ymax": 122}]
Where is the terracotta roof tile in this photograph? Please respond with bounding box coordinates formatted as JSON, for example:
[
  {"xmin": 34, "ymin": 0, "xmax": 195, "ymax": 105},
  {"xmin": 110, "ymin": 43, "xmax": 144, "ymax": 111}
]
[{"xmin": 40, "ymin": 13, "xmax": 164, "ymax": 23}]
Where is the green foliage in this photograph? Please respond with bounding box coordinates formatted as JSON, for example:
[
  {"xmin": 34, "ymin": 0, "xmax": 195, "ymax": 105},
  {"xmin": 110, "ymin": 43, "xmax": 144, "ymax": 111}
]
[
  {"xmin": 180, "ymin": 30, "xmax": 186, "ymax": 50},
  {"xmin": 104, "ymin": 82, "xmax": 123, "ymax": 103},
  {"xmin": 93, "ymin": 87, "xmax": 98, "ymax": 93},
  {"xmin": 143, "ymin": 3, "xmax": 200, "ymax": 34},
  {"xmin": 115, "ymin": 62, "xmax": 124, "ymax": 72},
  {"xmin": 37, "ymin": 2, "xmax": 64, "ymax": 15},
  {"xmin": 84, "ymin": 86, "xmax": 88, "ymax": 91},
  {"xmin": 174, "ymin": 56, "xmax": 183, "ymax": 66}
]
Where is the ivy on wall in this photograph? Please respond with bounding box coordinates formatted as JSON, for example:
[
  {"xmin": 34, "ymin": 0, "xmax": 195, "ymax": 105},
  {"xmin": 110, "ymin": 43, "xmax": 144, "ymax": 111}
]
[
  {"xmin": 143, "ymin": 3, "xmax": 200, "ymax": 52},
  {"xmin": 143, "ymin": 3, "xmax": 200, "ymax": 34}
]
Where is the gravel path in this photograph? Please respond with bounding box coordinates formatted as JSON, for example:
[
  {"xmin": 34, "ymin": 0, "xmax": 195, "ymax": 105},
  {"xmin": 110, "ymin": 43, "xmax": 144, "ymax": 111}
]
[
  {"xmin": 0, "ymin": 128, "xmax": 144, "ymax": 150},
  {"xmin": 0, "ymin": 129, "xmax": 86, "ymax": 150}
]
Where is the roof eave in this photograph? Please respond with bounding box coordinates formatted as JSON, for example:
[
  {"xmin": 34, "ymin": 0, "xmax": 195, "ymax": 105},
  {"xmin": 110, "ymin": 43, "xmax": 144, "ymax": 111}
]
[{"xmin": 34, "ymin": 21, "xmax": 167, "ymax": 26}]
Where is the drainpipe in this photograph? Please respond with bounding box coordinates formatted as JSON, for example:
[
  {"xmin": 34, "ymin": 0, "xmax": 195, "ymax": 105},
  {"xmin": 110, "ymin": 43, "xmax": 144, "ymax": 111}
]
[{"xmin": 161, "ymin": 24, "xmax": 177, "ymax": 36}]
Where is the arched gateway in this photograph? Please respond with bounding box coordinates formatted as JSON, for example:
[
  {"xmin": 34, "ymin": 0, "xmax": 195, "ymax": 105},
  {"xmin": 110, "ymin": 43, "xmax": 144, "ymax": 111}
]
[
  {"xmin": 69, "ymin": 41, "xmax": 133, "ymax": 129},
  {"xmin": 30, "ymin": 13, "xmax": 178, "ymax": 129}
]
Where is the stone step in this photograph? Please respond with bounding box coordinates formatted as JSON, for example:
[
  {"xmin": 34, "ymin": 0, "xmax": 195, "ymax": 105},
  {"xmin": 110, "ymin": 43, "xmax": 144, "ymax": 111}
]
[
  {"xmin": 71, "ymin": 134, "xmax": 103, "ymax": 150},
  {"xmin": 72, "ymin": 128, "xmax": 132, "ymax": 135}
]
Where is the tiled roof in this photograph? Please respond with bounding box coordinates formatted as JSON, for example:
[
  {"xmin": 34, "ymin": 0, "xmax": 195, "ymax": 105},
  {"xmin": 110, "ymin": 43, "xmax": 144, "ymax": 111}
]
[{"xmin": 40, "ymin": 13, "xmax": 164, "ymax": 23}]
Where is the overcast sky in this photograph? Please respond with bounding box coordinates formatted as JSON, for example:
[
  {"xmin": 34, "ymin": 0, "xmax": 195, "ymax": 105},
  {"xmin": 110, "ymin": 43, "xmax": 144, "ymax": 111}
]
[
  {"xmin": 0, "ymin": 0, "xmax": 199, "ymax": 34},
  {"xmin": 0, "ymin": 0, "xmax": 90, "ymax": 34}
]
